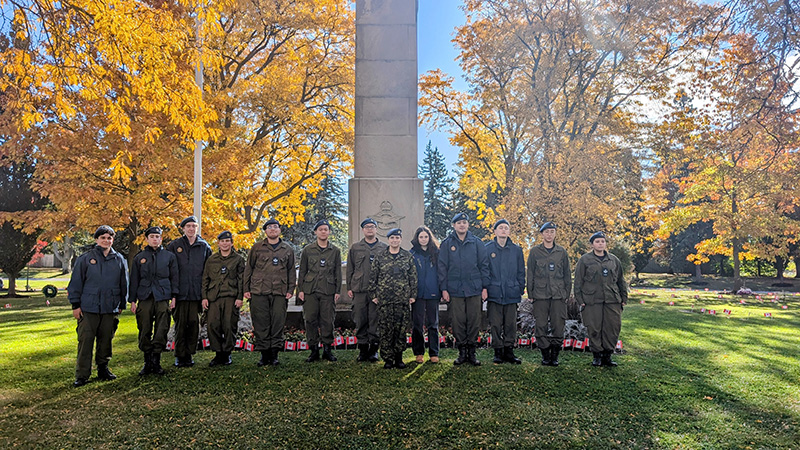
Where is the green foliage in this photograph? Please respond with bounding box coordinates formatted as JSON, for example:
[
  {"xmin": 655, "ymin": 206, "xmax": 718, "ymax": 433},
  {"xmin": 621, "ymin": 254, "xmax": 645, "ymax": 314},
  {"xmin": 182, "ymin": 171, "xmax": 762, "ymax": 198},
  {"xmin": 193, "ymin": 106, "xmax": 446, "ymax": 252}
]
[{"xmin": 419, "ymin": 141, "xmax": 454, "ymax": 241}]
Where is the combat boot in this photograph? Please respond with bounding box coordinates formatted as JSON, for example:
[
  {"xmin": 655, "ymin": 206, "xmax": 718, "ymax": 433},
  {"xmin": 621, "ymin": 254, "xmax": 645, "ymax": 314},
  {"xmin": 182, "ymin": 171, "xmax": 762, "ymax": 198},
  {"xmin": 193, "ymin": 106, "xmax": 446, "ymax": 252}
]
[
  {"xmin": 322, "ymin": 345, "xmax": 338, "ymax": 362},
  {"xmin": 257, "ymin": 351, "xmax": 270, "ymax": 366},
  {"xmin": 305, "ymin": 347, "xmax": 320, "ymax": 363},
  {"xmin": 139, "ymin": 352, "xmax": 152, "ymax": 376},
  {"xmin": 73, "ymin": 377, "xmax": 89, "ymax": 387},
  {"xmin": 97, "ymin": 365, "xmax": 117, "ymax": 381},
  {"xmin": 151, "ymin": 353, "xmax": 166, "ymax": 375},
  {"xmin": 383, "ymin": 357, "xmax": 394, "ymax": 369},
  {"xmin": 394, "ymin": 354, "xmax": 406, "ymax": 369},
  {"xmin": 209, "ymin": 352, "xmax": 224, "ymax": 367},
  {"xmin": 269, "ymin": 349, "xmax": 279, "ymax": 366},
  {"xmin": 223, "ymin": 351, "xmax": 233, "ymax": 366},
  {"xmin": 601, "ymin": 350, "xmax": 617, "ymax": 367},
  {"xmin": 367, "ymin": 343, "xmax": 380, "ymax": 362},
  {"xmin": 356, "ymin": 344, "xmax": 369, "ymax": 362},
  {"xmin": 549, "ymin": 347, "xmax": 560, "ymax": 367},
  {"xmin": 504, "ymin": 347, "xmax": 522, "ymax": 365},
  {"xmin": 453, "ymin": 345, "xmax": 467, "ymax": 366},
  {"xmin": 591, "ymin": 352, "xmax": 603, "ymax": 367},
  {"xmin": 493, "ymin": 348, "xmax": 505, "ymax": 364},
  {"xmin": 540, "ymin": 346, "xmax": 551, "ymax": 365},
  {"xmin": 467, "ymin": 345, "xmax": 481, "ymax": 366}
]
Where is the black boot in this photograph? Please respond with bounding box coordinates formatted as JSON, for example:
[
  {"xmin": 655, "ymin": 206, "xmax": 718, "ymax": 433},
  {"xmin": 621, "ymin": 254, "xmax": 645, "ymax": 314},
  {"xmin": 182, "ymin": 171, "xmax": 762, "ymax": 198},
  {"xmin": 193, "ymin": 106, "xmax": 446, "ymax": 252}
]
[
  {"xmin": 73, "ymin": 377, "xmax": 89, "ymax": 387},
  {"xmin": 223, "ymin": 351, "xmax": 233, "ymax": 366},
  {"xmin": 322, "ymin": 345, "xmax": 337, "ymax": 362},
  {"xmin": 151, "ymin": 353, "xmax": 166, "ymax": 375},
  {"xmin": 258, "ymin": 351, "xmax": 270, "ymax": 366},
  {"xmin": 368, "ymin": 343, "xmax": 380, "ymax": 362},
  {"xmin": 139, "ymin": 352, "xmax": 152, "ymax": 376},
  {"xmin": 305, "ymin": 347, "xmax": 321, "ymax": 362},
  {"xmin": 356, "ymin": 344, "xmax": 369, "ymax": 362},
  {"xmin": 209, "ymin": 352, "xmax": 224, "ymax": 367},
  {"xmin": 467, "ymin": 345, "xmax": 481, "ymax": 366},
  {"xmin": 453, "ymin": 345, "xmax": 467, "ymax": 366},
  {"xmin": 493, "ymin": 348, "xmax": 505, "ymax": 364},
  {"xmin": 394, "ymin": 354, "xmax": 406, "ymax": 369},
  {"xmin": 269, "ymin": 348, "xmax": 279, "ymax": 366},
  {"xmin": 97, "ymin": 365, "xmax": 117, "ymax": 381},
  {"xmin": 540, "ymin": 347, "xmax": 552, "ymax": 366},
  {"xmin": 592, "ymin": 352, "xmax": 603, "ymax": 367},
  {"xmin": 550, "ymin": 346, "xmax": 560, "ymax": 367},
  {"xmin": 504, "ymin": 347, "xmax": 522, "ymax": 365},
  {"xmin": 383, "ymin": 356, "xmax": 394, "ymax": 369},
  {"xmin": 602, "ymin": 350, "xmax": 618, "ymax": 367}
]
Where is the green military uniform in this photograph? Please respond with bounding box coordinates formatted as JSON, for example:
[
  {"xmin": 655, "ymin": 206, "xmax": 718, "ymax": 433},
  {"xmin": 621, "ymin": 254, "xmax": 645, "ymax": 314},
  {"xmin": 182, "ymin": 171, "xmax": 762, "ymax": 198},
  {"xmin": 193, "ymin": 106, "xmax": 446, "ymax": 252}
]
[
  {"xmin": 297, "ymin": 241, "xmax": 342, "ymax": 350},
  {"xmin": 202, "ymin": 250, "xmax": 245, "ymax": 355},
  {"xmin": 574, "ymin": 250, "xmax": 628, "ymax": 360},
  {"xmin": 347, "ymin": 238, "xmax": 387, "ymax": 356},
  {"xmin": 368, "ymin": 247, "xmax": 417, "ymax": 367},
  {"xmin": 244, "ymin": 239, "xmax": 296, "ymax": 363},
  {"xmin": 527, "ymin": 243, "xmax": 571, "ymax": 364}
]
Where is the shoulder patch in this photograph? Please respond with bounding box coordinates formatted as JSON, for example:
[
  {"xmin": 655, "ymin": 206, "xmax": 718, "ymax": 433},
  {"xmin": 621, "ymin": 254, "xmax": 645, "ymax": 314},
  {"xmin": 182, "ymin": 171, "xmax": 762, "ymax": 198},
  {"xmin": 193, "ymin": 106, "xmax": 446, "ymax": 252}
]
[
  {"xmin": 176, "ymin": 247, "xmax": 183, "ymax": 253},
  {"xmin": 140, "ymin": 258, "xmax": 147, "ymax": 264},
  {"xmin": 89, "ymin": 258, "xmax": 97, "ymax": 265}
]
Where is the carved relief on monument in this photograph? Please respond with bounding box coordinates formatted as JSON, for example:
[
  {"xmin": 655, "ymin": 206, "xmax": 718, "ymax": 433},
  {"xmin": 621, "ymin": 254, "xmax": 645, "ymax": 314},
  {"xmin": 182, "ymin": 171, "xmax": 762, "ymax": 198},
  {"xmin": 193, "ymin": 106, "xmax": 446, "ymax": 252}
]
[{"xmin": 372, "ymin": 200, "xmax": 405, "ymax": 237}]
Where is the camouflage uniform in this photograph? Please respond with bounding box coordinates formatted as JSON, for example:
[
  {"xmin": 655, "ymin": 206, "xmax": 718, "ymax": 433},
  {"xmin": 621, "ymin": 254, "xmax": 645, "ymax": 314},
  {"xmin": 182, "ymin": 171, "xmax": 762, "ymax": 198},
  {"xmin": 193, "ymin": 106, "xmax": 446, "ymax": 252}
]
[{"xmin": 368, "ymin": 247, "xmax": 417, "ymax": 363}]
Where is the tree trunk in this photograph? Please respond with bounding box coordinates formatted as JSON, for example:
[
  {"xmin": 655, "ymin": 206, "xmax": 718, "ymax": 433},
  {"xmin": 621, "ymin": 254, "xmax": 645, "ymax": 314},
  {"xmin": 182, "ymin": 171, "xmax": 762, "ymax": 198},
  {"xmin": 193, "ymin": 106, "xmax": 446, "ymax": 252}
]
[
  {"xmin": 775, "ymin": 256, "xmax": 786, "ymax": 281},
  {"xmin": 694, "ymin": 264, "xmax": 702, "ymax": 282},
  {"xmin": 732, "ymin": 237, "xmax": 743, "ymax": 290},
  {"xmin": 6, "ymin": 274, "xmax": 17, "ymax": 297},
  {"xmin": 52, "ymin": 236, "xmax": 75, "ymax": 274},
  {"xmin": 794, "ymin": 254, "xmax": 800, "ymax": 278}
]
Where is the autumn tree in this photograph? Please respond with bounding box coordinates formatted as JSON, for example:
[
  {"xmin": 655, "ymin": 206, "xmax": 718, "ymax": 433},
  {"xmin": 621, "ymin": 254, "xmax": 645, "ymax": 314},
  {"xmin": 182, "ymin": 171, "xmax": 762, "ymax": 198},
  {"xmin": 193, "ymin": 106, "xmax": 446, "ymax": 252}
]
[
  {"xmin": 419, "ymin": 141, "xmax": 454, "ymax": 240},
  {"xmin": 419, "ymin": 0, "xmax": 713, "ymax": 255}
]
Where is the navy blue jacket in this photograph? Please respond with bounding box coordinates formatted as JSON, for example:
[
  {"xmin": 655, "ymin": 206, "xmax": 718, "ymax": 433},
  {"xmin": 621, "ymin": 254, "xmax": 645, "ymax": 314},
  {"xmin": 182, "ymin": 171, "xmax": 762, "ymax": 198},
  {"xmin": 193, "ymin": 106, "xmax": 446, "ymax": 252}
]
[
  {"xmin": 411, "ymin": 246, "xmax": 440, "ymax": 301},
  {"xmin": 166, "ymin": 235, "xmax": 212, "ymax": 301},
  {"xmin": 437, "ymin": 231, "xmax": 490, "ymax": 297},
  {"xmin": 485, "ymin": 238, "xmax": 526, "ymax": 305},
  {"xmin": 67, "ymin": 246, "xmax": 129, "ymax": 314},
  {"xmin": 129, "ymin": 245, "xmax": 180, "ymax": 302}
]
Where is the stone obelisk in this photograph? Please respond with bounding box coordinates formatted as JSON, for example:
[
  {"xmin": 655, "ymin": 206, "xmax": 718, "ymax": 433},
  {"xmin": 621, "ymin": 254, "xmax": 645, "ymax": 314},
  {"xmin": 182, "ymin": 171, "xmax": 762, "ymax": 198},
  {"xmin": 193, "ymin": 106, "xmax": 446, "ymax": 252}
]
[{"xmin": 349, "ymin": 0, "xmax": 424, "ymax": 246}]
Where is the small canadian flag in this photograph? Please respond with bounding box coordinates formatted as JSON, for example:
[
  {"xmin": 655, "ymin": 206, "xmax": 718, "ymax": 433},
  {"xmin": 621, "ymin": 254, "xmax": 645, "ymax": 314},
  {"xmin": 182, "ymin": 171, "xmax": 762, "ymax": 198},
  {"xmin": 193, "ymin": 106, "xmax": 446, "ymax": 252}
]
[
  {"xmin": 708, "ymin": 310, "xmax": 716, "ymax": 315},
  {"xmin": 520, "ymin": 338, "xmax": 529, "ymax": 346},
  {"xmin": 640, "ymin": 300, "xmax": 645, "ymax": 304},
  {"xmin": 718, "ymin": 294, "xmax": 723, "ymax": 299},
  {"xmin": 487, "ymin": 336, "xmax": 492, "ymax": 344},
  {"xmin": 740, "ymin": 299, "xmax": 747, "ymax": 304},
  {"xmin": 531, "ymin": 336, "xmax": 536, "ymax": 343},
  {"xmin": 424, "ymin": 336, "xmax": 429, "ymax": 343},
  {"xmin": 235, "ymin": 339, "xmax": 244, "ymax": 349},
  {"xmin": 335, "ymin": 336, "xmax": 344, "ymax": 346},
  {"xmin": 477, "ymin": 336, "xmax": 482, "ymax": 343},
  {"xmin": 782, "ymin": 305, "xmax": 788, "ymax": 310},
  {"xmin": 562, "ymin": 338, "xmax": 573, "ymax": 348},
  {"xmin": 299, "ymin": 341, "xmax": 309, "ymax": 350},
  {"xmin": 166, "ymin": 341, "xmax": 175, "ymax": 350},
  {"xmin": 439, "ymin": 336, "xmax": 446, "ymax": 343},
  {"xmin": 285, "ymin": 341, "xmax": 296, "ymax": 351},
  {"xmin": 583, "ymin": 338, "xmax": 589, "ymax": 348},
  {"xmin": 616, "ymin": 340, "xmax": 623, "ymax": 350},
  {"xmin": 202, "ymin": 339, "xmax": 210, "ymax": 348},
  {"xmin": 406, "ymin": 336, "xmax": 412, "ymax": 344},
  {"xmin": 4, "ymin": 304, "xmax": 10, "ymax": 308},
  {"xmin": 764, "ymin": 312, "xmax": 772, "ymax": 318},
  {"xmin": 723, "ymin": 309, "xmax": 731, "ymax": 315},
  {"xmin": 700, "ymin": 308, "xmax": 707, "ymax": 313},
  {"xmin": 668, "ymin": 301, "xmax": 675, "ymax": 306},
  {"xmin": 573, "ymin": 339, "xmax": 585, "ymax": 350},
  {"xmin": 347, "ymin": 336, "xmax": 357, "ymax": 345},
  {"xmin": 245, "ymin": 342, "xmax": 254, "ymax": 351}
]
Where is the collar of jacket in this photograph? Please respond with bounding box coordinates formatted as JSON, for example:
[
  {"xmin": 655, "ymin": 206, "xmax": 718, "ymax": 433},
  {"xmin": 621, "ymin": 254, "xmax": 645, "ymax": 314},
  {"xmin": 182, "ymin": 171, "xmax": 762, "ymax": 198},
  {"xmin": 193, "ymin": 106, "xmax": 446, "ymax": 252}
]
[
  {"xmin": 92, "ymin": 245, "xmax": 118, "ymax": 260},
  {"xmin": 592, "ymin": 250, "xmax": 609, "ymax": 261},
  {"xmin": 181, "ymin": 234, "xmax": 208, "ymax": 248},
  {"xmin": 492, "ymin": 237, "xmax": 515, "ymax": 249},
  {"xmin": 146, "ymin": 245, "xmax": 163, "ymax": 253},
  {"xmin": 312, "ymin": 240, "xmax": 334, "ymax": 252},
  {"xmin": 449, "ymin": 231, "xmax": 476, "ymax": 245},
  {"xmin": 261, "ymin": 238, "xmax": 284, "ymax": 248}
]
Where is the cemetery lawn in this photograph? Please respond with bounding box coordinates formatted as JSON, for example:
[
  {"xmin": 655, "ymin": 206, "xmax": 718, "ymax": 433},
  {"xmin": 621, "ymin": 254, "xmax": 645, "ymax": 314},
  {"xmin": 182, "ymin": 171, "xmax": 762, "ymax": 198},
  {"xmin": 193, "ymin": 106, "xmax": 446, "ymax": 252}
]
[{"xmin": 1, "ymin": 289, "xmax": 799, "ymax": 449}]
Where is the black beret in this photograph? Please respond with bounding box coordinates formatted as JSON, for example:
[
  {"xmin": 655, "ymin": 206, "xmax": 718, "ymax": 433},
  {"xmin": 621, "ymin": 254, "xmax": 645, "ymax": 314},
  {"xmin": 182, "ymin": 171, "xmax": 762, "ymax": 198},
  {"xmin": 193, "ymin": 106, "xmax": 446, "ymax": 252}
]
[
  {"xmin": 180, "ymin": 216, "xmax": 198, "ymax": 227},
  {"xmin": 93, "ymin": 225, "xmax": 115, "ymax": 239},
  {"xmin": 144, "ymin": 226, "xmax": 163, "ymax": 237},
  {"xmin": 493, "ymin": 219, "xmax": 510, "ymax": 230},
  {"xmin": 452, "ymin": 212, "xmax": 469, "ymax": 223},
  {"xmin": 387, "ymin": 228, "xmax": 402, "ymax": 238},
  {"xmin": 262, "ymin": 218, "xmax": 280, "ymax": 230},
  {"xmin": 218, "ymin": 230, "xmax": 233, "ymax": 241},
  {"xmin": 539, "ymin": 222, "xmax": 556, "ymax": 233},
  {"xmin": 313, "ymin": 219, "xmax": 331, "ymax": 231},
  {"xmin": 589, "ymin": 231, "xmax": 606, "ymax": 243},
  {"xmin": 360, "ymin": 218, "xmax": 377, "ymax": 228}
]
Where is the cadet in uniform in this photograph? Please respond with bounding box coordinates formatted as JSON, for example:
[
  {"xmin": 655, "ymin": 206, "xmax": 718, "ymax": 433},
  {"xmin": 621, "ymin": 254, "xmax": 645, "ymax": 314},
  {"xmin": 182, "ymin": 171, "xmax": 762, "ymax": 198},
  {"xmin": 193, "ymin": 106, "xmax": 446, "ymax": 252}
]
[
  {"xmin": 244, "ymin": 218, "xmax": 297, "ymax": 366},
  {"xmin": 166, "ymin": 216, "xmax": 212, "ymax": 367},
  {"xmin": 368, "ymin": 228, "xmax": 417, "ymax": 369},
  {"xmin": 68, "ymin": 225, "xmax": 129, "ymax": 387},
  {"xmin": 346, "ymin": 218, "xmax": 387, "ymax": 362},
  {"xmin": 438, "ymin": 213, "xmax": 489, "ymax": 366},
  {"xmin": 129, "ymin": 226, "xmax": 179, "ymax": 375},
  {"xmin": 574, "ymin": 232, "xmax": 628, "ymax": 367},
  {"xmin": 202, "ymin": 231, "xmax": 245, "ymax": 367},
  {"xmin": 527, "ymin": 222, "xmax": 572, "ymax": 366},
  {"xmin": 297, "ymin": 220, "xmax": 342, "ymax": 362},
  {"xmin": 485, "ymin": 219, "xmax": 525, "ymax": 365}
]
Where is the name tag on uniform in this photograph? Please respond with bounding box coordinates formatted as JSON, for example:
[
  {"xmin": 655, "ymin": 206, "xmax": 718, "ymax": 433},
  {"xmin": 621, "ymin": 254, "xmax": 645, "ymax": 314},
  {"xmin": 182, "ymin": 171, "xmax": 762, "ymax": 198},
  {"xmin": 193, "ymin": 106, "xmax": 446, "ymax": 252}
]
[
  {"xmin": 320, "ymin": 258, "xmax": 327, "ymax": 268},
  {"xmin": 221, "ymin": 266, "xmax": 228, "ymax": 274},
  {"xmin": 369, "ymin": 255, "xmax": 375, "ymax": 262},
  {"xmin": 548, "ymin": 262, "xmax": 555, "ymax": 271},
  {"xmin": 602, "ymin": 268, "xmax": 609, "ymax": 277},
  {"xmin": 272, "ymin": 257, "xmax": 279, "ymax": 266}
]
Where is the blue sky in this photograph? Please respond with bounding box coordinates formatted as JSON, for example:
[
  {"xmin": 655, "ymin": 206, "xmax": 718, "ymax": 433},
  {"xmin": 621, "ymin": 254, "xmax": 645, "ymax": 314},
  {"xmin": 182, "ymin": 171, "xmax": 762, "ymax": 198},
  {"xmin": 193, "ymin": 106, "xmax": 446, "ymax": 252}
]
[{"xmin": 416, "ymin": 0, "xmax": 466, "ymax": 170}]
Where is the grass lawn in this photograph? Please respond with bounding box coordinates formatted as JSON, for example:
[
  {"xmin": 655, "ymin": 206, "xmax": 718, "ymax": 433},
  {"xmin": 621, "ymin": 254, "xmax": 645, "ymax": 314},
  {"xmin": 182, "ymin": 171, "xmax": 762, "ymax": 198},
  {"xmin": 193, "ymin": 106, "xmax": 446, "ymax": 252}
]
[{"xmin": 1, "ymin": 289, "xmax": 799, "ymax": 449}]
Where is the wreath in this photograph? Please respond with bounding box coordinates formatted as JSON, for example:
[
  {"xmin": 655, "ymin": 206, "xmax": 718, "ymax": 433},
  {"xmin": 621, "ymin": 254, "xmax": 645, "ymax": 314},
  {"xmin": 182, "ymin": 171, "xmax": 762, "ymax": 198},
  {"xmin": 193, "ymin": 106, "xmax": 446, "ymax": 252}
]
[{"xmin": 42, "ymin": 285, "xmax": 58, "ymax": 298}]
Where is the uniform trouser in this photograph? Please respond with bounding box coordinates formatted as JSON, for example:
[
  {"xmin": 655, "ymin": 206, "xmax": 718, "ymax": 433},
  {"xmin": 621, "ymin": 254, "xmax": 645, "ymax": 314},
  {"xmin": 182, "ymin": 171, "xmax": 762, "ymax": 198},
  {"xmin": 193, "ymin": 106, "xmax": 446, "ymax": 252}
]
[
  {"xmin": 379, "ymin": 302, "xmax": 410, "ymax": 360},
  {"xmin": 251, "ymin": 294, "xmax": 288, "ymax": 351},
  {"xmin": 174, "ymin": 301, "xmax": 201, "ymax": 358},
  {"xmin": 411, "ymin": 298, "xmax": 440, "ymax": 356},
  {"xmin": 136, "ymin": 298, "xmax": 171, "ymax": 354},
  {"xmin": 487, "ymin": 302, "xmax": 518, "ymax": 349},
  {"xmin": 303, "ymin": 293, "xmax": 335, "ymax": 346},
  {"xmin": 352, "ymin": 292, "xmax": 380, "ymax": 345},
  {"xmin": 75, "ymin": 312, "xmax": 117, "ymax": 379},
  {"xmin": 533, "ymin": 298, "xmax": 567, "ymax": 349},
  {"xmin": 583, "ymin": 302, "xmax": 623, "ymax": 352},
  {"xmin": 449, "ymin": 295, "xmax": 482, "ymax": 346},
  {"xmin": 207, "ymin": 296, "xmax": 239, "ymax": 353}
]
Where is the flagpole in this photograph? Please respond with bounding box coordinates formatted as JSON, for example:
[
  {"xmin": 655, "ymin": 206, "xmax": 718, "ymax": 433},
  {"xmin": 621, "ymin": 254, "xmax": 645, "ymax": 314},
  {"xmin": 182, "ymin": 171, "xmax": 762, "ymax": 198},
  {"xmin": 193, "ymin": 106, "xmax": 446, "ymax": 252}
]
[{"xmin": 193, "ymin": 12, "xmax": 204, "ymax": 234}]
